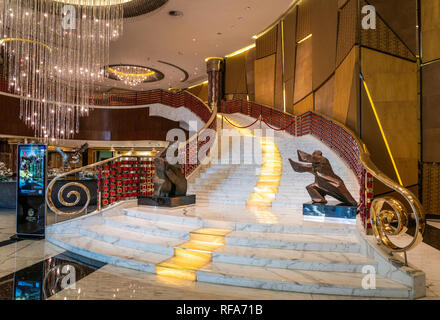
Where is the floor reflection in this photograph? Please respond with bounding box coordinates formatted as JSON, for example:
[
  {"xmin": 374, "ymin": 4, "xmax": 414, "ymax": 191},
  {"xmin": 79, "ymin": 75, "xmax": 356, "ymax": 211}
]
[{"xmin": 0, "ymin": 251, "xmax": 105, "ymax": 300}]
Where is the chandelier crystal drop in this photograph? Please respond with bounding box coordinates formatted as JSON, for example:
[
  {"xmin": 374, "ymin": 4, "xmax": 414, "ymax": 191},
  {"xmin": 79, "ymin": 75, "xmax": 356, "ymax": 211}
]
[
  {"xmin": 109, "ymin": 65, "xmax": 155, "ymax": 87},
  {"xmin": 0, "ymin": 0, "xmax": 128, "ymax": 140}
]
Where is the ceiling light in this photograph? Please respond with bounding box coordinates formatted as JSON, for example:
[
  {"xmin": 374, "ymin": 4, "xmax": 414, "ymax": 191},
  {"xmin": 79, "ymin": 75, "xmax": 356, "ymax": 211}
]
[{"xmin": 225, "ymin": 44, "xmax": 256, "ymax": 58}]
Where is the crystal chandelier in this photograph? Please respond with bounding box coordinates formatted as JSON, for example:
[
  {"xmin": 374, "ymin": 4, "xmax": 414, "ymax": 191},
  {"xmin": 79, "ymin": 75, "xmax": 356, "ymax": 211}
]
[
  {"xmin": 108, "ymin": 65, "xmax": 155, "ymax": 87},
  {"xmin": 0, "ymin": 0, "xmax": 130, "ymax": 140}
]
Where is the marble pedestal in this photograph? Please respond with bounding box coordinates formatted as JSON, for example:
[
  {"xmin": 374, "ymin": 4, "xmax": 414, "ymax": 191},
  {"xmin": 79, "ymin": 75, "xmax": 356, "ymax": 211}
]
[
  {"xmin": 303, "ymin": 202, "xmax": 357, "ymax": 219},
  {"xmin": 138, "ymin": 195, "xmax": 196, "ymax": 208}
]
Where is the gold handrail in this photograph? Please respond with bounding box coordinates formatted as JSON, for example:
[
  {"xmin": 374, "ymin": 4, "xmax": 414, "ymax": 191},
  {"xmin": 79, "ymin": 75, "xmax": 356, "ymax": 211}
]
[
  {"xmin": 298, "ymin": 111, "xmax": 425, "ymax": 253},
  {"xmin": 46, "ymin": 155, "xmax": 124, "ymax": 216}
]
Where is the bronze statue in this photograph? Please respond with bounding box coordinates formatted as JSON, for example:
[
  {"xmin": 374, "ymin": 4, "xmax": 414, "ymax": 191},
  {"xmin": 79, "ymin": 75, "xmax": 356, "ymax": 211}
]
[
  {"xmin": 289, "ymin": 150, "xmax": 357, "ymax": 206},
  {"xmin": 153, "ymin": 156, "xmax": 187, "ymax": 197}
]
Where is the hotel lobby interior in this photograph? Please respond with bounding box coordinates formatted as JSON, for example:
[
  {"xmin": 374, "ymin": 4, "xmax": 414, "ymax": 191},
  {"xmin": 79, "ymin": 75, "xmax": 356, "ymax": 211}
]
[{"xmin": 0, "ymin": 0, "xmax": 440, "ymax": 305}]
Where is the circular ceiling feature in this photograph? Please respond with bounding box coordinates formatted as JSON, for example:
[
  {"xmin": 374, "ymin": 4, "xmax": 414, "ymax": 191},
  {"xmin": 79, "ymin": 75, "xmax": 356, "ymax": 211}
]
[
  {"xmin": 123, "ymin": 0, "xmax": 169, "ymax": 18},
  {"xmin": 106, "ymin": 64, "xmax": 164, "ymax": 86}
]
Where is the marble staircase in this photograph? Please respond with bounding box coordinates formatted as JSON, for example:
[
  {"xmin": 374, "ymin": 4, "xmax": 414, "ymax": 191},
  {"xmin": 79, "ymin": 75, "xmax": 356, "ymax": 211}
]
[
  {"xmin": 47, "ymin": 205, "xmax": 414, "ymax": 298},
  {"xmin": 187, "ymin": 113, "xmax": 360, "ymax": 209},
  {"xmin": 45, "ymin": 113, "xmax": 421, "ymax": 298}
]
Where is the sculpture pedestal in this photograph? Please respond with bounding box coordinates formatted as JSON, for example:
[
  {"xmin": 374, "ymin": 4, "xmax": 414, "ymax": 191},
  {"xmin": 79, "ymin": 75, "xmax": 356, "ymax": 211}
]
[
  {"xmin": 303, "ymin": 202, "xmax": 357, "ymax": 220},
  {"xmin": 138, "ymin": 195, "xmax": 196, "ymax": 208}
]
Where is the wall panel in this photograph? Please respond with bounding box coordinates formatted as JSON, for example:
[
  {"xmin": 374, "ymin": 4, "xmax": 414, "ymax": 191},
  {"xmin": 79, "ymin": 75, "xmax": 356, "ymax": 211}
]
[
  {"xmin": 334, "ymin": 46, "xmax": 358, "ymax": 128},
  {"xmin": 336, "ymin": 0, "xmax": 358, "ymax": 66},
  {"xmin": 422, "ymin": 62, "xmax": 440, "ymax": 162},
  {"xmin": 283, "ymin": 7, "xmax": 297, "ymax": 82},
  {"xmin": 293, "ymin": 38, "xmax": 312, "ymax": 103},
  {"xmin": 296, "ymin": 0, "xmax": 312, "ymax": 42},
  {"xmin": 256, "ymin": 25, "xmax": 278, "ymax": 60},
  {"xmin": 274, "ymin": 22, "xmax": 284, "ymax": 111},
  {"xmin": 421, "ymin": 0, "xmax": 440, "ymax": 63},
  {"xmin": 315, "ymin": 76, "xmax": 334, "ymax": 118},
  {"xmin": 367, "ymin": 0, "xmax": 417, "ymax": 55},
  {"xmin": 361, "ymin": 47, "xmax": 418, "ymax": 187},
  {"xmin": 311, "ymin": 0, "xmax": 338, "ymax": 90},
  {"xmin": 293, "ymin": 93, "xmax": 314, "ymax": 115},
  {"xmin": 225, "ymin": 53, "xmax": 247, "ymax": 94},
  {"xmin": 254, "ymin": 54, "xmax": 276, "ymax": 107}
]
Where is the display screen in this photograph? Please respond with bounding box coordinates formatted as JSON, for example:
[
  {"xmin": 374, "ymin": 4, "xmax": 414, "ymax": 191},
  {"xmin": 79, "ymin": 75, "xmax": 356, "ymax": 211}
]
[
  {"xmin": 14, "ymin": 280, "xmax": 41, "ymax": 300},
  {"xmin": 18, "ymin": 145, "xmax": 47, "ymax": 196}
]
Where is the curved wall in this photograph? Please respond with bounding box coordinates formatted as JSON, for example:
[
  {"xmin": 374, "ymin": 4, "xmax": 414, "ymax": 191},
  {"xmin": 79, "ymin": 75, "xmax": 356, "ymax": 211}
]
[{"xmin": 0, "ymin": 94, "xmax": 187, "ymax": 141}]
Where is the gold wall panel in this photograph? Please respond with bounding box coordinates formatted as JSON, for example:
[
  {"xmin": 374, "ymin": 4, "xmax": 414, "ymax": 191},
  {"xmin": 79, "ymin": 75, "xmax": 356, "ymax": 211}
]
[
  {"xmin": 422, "ymin": 61, "xmax": 440, "ymax": 162},
  {"xmin": 293, "ymin": 38, "xmax": 312, "ymax": 103},
  {"xmin": 254, "ymin": 54, "xmax": 276, "ymax": 107},
  {"xmin": 225, "ymin": 53, "xmax": 248, "ymax": 94},
  {"xmin": 245, "ymin": 47, "xmax": 256, "ymax": 100},
  {"xmin": 361, "ymin": 47, "xmax": 418, "ymax": 187},
  {"xmin": 423, "ymin": 163, "xmax": 440, "ymax": 215},
  {"xmin": 368, "ymin": 0, "xmax": 417, "ymax": 55},
  {"xmin": 334, "ymin": 46, "xmax": 358, "ymax": 126},
  {"xmin": 336, "ymin": 0, "xmax": 358, "ymax": 66},
  {"xmin": 421, "ymin": 0, "xmax": 440, "ymax": 63},
  {"xmin": 285, "ymin": 78, "xmax": 295, "ymax": 114},
  {"xmin": 315, "ymin": 76, "xmax": 334, "ymax": 119},
  {"xmin": 296, "ymin": 0, "xmax": 312, "ymax": 42},
  {"xmin": 256, "ymin": 25, "xmax": 278, "ymax": 60},
  {"xmin": 293, "ymin": 93, "xmax": 314, "ymax": 115},
  {"xmin": 360, "ymin": 0, "xmax": 415, "ymax": 61},
  {"xmin": 274, "ymin": 22, "xmax": 284, "ymax": 111},
  {"xmin": 311, "ymin": 0, "xmax": 338, "ymax": 90},
  {"xmin": 283, "ymin": 7, "xmax": 297, "ymax": 82}
]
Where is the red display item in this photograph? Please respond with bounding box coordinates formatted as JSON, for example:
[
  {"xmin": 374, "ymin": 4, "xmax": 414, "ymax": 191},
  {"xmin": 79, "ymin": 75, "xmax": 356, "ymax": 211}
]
[
  {"xmin": 102, "ymin": 199, "xmax": 109, "ymax": 206},
  {"xmin": 102, "ymin": 185, "xmax": 109, "ymax": 192},
  {"xmin": 102, "ymin": 192, "xmax": 109, "ymax": 198}
]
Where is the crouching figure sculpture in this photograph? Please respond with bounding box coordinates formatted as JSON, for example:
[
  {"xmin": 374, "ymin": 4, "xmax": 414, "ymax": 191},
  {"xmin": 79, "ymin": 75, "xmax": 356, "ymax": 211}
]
[
  {"xmin": 289, "ymin": 150, "xmax": 357, "ymax": 206},
  {"xmin": 153, "ymin": 157, "xmax": 187, "ymax": 197}
]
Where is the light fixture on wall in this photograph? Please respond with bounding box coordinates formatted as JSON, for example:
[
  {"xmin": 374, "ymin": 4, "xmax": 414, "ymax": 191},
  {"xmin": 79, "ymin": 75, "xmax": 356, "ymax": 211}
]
[{"xmin": 0, "ymin": 0, "xmax": 129, "ymax": 140}]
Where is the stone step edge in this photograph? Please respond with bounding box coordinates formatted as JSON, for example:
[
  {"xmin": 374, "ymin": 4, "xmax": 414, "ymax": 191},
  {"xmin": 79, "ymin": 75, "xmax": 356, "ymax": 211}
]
[
  {"xmin": 122, "ymin": 208, "xmax": 357, "ymax": 235},
  {"xmin": 46, "ymin": 234, "xmax": 410, "ymax": 299}
]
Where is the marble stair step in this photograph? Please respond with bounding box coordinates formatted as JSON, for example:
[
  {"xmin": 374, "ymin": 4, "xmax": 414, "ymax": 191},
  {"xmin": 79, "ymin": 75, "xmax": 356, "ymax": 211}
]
[
  {"xmin": 104, "ymin": 215, "xmax": 199, "ymax": 240},
  {"xmin": 226, "ymin": 230, "xmax": 360, "ymax": 253},
  {"xmin": 126, "ymin": 207, "xmax": 356, "ymax": 235},
  {"xmin": 196, "ymin": 262, "xmax": 411, "ymax": 298},
  {"xmin": 79, "ymin": 224, "xmax": 185, "ymax": 256},
  {"xmin": 47, "ymin": 233, "xmax": 172, "ymax": 273},
  {"xmin": 212, "ymin": 245, "xmax": 376, "ymax": 273}
]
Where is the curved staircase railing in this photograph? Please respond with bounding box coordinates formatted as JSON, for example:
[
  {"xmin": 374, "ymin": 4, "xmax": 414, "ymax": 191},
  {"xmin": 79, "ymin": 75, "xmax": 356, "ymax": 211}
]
[
  {"xmin": 221, "ymin": 99, "xmax": 425, "ymax": 254},
  {"xmin": 45, "ymin": 89, "xmax": 217, "ymax": 217}
]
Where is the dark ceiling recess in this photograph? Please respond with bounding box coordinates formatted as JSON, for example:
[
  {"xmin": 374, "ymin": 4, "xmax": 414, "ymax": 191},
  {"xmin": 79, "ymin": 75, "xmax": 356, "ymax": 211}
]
[
  {"xmin": 123, "ymin": 0, "xmax": 169, "ymax": 18},
  {"xmin": 168, "ymin": 10, "xmax": 183, "ymax": 17}
]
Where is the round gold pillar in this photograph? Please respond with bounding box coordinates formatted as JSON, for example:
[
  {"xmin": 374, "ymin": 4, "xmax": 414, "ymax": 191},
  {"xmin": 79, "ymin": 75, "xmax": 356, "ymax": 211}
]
[{"xmin": 206, "ymin": 57, "xmax": 224, "ymax": 110}]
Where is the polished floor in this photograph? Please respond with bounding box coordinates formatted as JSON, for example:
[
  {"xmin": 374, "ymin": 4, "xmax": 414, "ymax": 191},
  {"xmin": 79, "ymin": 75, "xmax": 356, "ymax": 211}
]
[{"xmin": 0, "ymin": 208, "xmax": 439, "ymax": 300}]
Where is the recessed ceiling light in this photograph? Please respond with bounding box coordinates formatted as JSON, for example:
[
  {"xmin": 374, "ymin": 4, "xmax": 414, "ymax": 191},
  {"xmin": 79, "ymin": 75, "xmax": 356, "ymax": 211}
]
[{"xmin": 168, "ymin": 10, "xmax": 183, "ymax": 17}]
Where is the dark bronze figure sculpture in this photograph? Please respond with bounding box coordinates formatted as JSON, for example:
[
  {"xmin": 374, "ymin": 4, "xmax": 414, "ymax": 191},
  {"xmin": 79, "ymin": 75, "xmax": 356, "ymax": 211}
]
[
  {"xmin": 153, "ymin": 156, "xmax": 187, "ymax": 197},
  {"xmin": 289, "ymin": 150, "xmax": 357, "ymax": 206}
]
